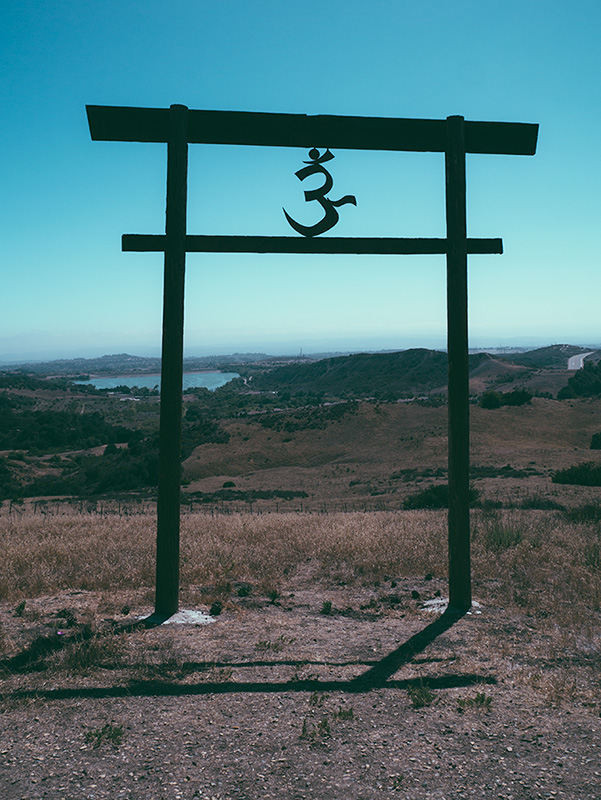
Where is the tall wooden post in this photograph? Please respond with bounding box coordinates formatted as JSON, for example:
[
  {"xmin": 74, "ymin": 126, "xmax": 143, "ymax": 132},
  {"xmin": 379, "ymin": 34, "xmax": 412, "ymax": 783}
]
[
  {"xmin": 155, "ymin": 104, "xmax": 188, "ymax": 618},
  {"xmin": 445, "ymin": 115, "xmax": 472, "ymax": 612}
]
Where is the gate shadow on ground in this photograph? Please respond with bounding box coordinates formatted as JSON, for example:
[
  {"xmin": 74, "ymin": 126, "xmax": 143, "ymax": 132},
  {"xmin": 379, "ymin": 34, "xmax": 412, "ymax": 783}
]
[{"xmin": 0, "ymin": 607, "xmax": 496, "ymax": 702}]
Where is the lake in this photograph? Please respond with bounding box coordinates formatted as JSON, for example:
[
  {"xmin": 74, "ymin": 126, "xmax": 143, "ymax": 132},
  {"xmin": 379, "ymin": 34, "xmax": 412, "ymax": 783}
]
[{"xmin": 75, "ymin": 372, "xmax": 240, "ymax": 392}]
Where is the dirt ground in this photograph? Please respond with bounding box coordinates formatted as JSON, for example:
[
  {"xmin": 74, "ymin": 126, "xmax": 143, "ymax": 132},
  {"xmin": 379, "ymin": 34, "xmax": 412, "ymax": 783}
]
[{"xmin": 1, "ymin": 569, "xmax": 599, "ymax": 800}]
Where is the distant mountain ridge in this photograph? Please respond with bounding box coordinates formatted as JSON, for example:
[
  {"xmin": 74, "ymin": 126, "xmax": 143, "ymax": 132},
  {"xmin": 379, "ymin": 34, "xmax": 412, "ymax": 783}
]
[
  {"xmin": 504, "ymin": 344, "xmax": 591, "ymax": 370},
  {"xmin": 1, "ymin": 352, "xmax": 275, "ymax": 375}
]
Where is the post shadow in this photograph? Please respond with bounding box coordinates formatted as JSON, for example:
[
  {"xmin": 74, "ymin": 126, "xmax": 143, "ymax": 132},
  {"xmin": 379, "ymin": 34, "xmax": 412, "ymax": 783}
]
[{"xmin": 0, "ymin": 608, "xmax": 496, "ymax": 703}]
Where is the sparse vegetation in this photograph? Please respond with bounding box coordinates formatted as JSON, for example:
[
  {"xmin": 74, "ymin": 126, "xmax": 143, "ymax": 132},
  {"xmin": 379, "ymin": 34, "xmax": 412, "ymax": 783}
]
[
  {"xmin": 254, "ymin": 635, "xmax": 296, "ymax": 653},
  {"xmin": 84, "ymin": 722, "xmax": 124, "ymax": 749},
  {"xmin": 457, "ymin": 692, "xmax": 493, "ymax": 713}
]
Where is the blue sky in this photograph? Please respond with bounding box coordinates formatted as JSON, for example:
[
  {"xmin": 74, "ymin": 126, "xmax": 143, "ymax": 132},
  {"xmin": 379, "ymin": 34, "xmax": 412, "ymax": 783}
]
[{"xmin": 2, "ymin": 0, "xmax": 600, "ymax": 361}]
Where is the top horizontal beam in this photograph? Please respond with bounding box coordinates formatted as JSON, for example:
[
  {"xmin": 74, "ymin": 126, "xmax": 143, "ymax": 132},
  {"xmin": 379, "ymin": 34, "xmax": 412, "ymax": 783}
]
[{"xmin": 86, "ymin": 105, "xmax": 538, "ymax": 156}]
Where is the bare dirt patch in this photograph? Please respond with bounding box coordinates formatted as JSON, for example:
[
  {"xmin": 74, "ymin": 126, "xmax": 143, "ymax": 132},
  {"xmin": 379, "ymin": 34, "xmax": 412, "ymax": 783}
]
[{"xmin": 1, "ymin": 562, "xmax": 600, "ymax": 799}]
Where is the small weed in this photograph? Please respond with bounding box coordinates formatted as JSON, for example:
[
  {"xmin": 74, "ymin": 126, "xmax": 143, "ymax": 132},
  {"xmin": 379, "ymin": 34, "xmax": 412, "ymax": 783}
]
[
  {"xmin": 457, "ymin": 692, "xmax": 492, "ymax": 713},
  {"xmin": 390, "ymin": 774, "xmax": 405, "ymax": 790},
  {"xmin": 309, "ymin": 691, "xmax": 329, "ymax": 707},
  {"xmin": 407, "ymin": 681, "xmax": 436, "ymax": 709},
  {"xmin": 290, "ymin": 665, "xmax": 318, "ymax": 683},
  {"xmin": 267, "ymin": 588, "xmax": 280, "ymax": 603},
  {"xmin": 300, "ymin": 717, "xmax": 331, "ymax": 742},
  {"xmin": 84, "ymin": 722, "xmax": 124, "ymax": 749},
  {"xmin": 334, "ymin": 706, "xmax": 355, "ymax": 720},
  {"xmin": 14, "ymin": 601, "xmax": 26, "ymax": 617},
  {"xmin": 207, "ymin": 666, "xmax": 233, "ymax": 683},
  {"xmin": 255, "ymin": 635, "xmax": 296, "ymax": 653},
  {"xmin": 320, "ymin": 600, "xmax": 333, "ymax": 615},
  {"xmin": 236, "ymin": 583, "xmax": 252, "ymax": 597}
]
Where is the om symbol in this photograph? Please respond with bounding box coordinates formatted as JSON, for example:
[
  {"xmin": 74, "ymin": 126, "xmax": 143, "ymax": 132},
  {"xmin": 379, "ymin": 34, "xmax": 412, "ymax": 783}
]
[{"xmin": 283, "ymin": 148, "xmax": 357, "ymax": 237}]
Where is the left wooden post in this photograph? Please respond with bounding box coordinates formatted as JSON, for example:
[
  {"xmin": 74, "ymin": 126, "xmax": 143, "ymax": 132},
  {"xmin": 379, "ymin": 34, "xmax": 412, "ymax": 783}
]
[
  {"xmin": 445, "ymin": 115, "xmax": 472, "ymax": 613},
  {"xmin": 155, "ymin": 104, "xmax": 189, "ymax": 618}
]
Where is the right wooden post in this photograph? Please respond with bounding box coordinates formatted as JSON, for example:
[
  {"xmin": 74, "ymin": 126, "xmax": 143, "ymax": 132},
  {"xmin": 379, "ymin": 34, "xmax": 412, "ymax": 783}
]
[
  {"xmin": 154, "ymin": 104, "xmax": 189, "ymax": 619},
  {"xmin": 445, "ymin": 115, "xmax": 472, "ymax": 612}
]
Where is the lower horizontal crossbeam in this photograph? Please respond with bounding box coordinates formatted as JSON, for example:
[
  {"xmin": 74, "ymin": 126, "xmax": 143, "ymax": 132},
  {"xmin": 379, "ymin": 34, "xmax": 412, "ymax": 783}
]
[{"xmin": 122, "ymin": 234, "xmax": 502, "ymax": 256}]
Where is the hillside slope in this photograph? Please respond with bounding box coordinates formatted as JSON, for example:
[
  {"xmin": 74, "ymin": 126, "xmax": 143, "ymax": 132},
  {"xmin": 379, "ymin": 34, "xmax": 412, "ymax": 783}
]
[
  {"xmin": 183, "ymin": 397, "xmax": 601, "ymax": 508},
  {"xmin": 249, "ymin": 349, "xmax": 491, "ymax": 397}
]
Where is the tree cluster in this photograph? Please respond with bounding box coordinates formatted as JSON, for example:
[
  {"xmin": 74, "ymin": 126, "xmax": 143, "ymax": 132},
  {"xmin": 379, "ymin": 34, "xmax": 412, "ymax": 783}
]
[
  {"xmin": 479, "ymin": 388, "xmax": 532, "ymax": 409},
  {"xmin": 0, "ymin": 406, "xmax": 136, "ymax": 453},
  {"xmin": 558, "ymin": 361, "xmax": 601, "ymax": 399}
]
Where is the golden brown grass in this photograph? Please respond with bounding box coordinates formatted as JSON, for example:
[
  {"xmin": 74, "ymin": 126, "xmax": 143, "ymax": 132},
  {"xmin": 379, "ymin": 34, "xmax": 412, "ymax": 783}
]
[
  {"xmin": 1, "ymin": 507, "xmax": 599, "ymax": 637},
  {"xmin": 0, "ymin": 509, "xmax": 447, "ymax": 601}
]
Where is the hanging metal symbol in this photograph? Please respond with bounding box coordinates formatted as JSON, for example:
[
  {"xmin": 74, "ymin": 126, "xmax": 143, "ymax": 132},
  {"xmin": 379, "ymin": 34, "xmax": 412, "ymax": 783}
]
[{"xmin": 283, "ymin": 148, "xmax": 357, "ymax": 237}]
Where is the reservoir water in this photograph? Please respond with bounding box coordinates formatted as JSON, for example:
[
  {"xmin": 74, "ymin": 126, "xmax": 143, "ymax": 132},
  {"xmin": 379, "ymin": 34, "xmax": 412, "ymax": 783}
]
[{"xmin": 75, "ymin": 372, "xmax": 239, "ymax": 392}]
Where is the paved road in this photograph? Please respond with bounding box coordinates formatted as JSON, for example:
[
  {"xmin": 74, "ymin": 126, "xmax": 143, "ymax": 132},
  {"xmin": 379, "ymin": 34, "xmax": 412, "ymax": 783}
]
[{"xmin": 567, "ymin": 351, "xmax": 595, "ymax": 370}]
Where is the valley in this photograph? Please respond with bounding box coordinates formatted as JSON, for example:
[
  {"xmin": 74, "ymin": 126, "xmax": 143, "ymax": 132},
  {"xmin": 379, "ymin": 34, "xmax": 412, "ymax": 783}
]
[{"xmin": 1, "ymin": 344, "xmax": 601, "ymax": 512}]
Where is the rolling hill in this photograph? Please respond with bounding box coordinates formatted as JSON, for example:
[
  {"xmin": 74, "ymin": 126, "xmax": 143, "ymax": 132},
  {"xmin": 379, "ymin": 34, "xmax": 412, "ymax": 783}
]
[{"xmin": 247, "ymin": 349, "xmax": 518, "ymax": 398}]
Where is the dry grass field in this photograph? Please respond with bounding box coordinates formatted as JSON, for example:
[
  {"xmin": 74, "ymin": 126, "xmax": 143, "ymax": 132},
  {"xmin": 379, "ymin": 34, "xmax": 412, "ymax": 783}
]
[{"xmin": 1, "ymin": 504, "xmax": 600, "ymax": 798}]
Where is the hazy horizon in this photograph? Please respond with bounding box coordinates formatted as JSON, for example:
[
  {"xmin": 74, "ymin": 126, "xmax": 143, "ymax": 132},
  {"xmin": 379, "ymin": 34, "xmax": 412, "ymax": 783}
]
[{"xmin": 2, "ymin": 334, "xmax": 600, "ymax": 367}]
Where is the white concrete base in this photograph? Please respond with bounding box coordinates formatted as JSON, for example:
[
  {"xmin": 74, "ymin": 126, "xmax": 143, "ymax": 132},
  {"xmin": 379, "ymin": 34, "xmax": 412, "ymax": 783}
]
[
  {"xmin": 162, "ymin": 610, "xmax": 216, "ymax": 625},
  {"xmin": 138, "ymin": 609, "xmax": 216, "ymax": 625},
  {"xmin": 422, "ymin": 598, "xmax": 482, "ymax": 615}
]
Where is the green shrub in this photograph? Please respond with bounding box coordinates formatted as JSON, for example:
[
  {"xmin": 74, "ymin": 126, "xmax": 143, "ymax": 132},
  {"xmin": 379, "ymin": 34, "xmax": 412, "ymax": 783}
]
[
  {"xmin": 591, "ymin": 432, "xmax": 601, "ymax": 450},
  {"xmin": 502, "ymin": 388, "xmax": 532, "ymax": 406},
  {"xmin": 479, "ymin": 389, "xmax": 532, "ymax": 409},
  {"xmin": 479, "ymin": 390, "xmax": 503, "ymax": 409},
  {"xmin": 403, "ymin": 483, "xmax": 479, "ymax": 510},
  {"xmin": 552, "ymin": 462, "xmax": 601, "ymax": 487}
]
